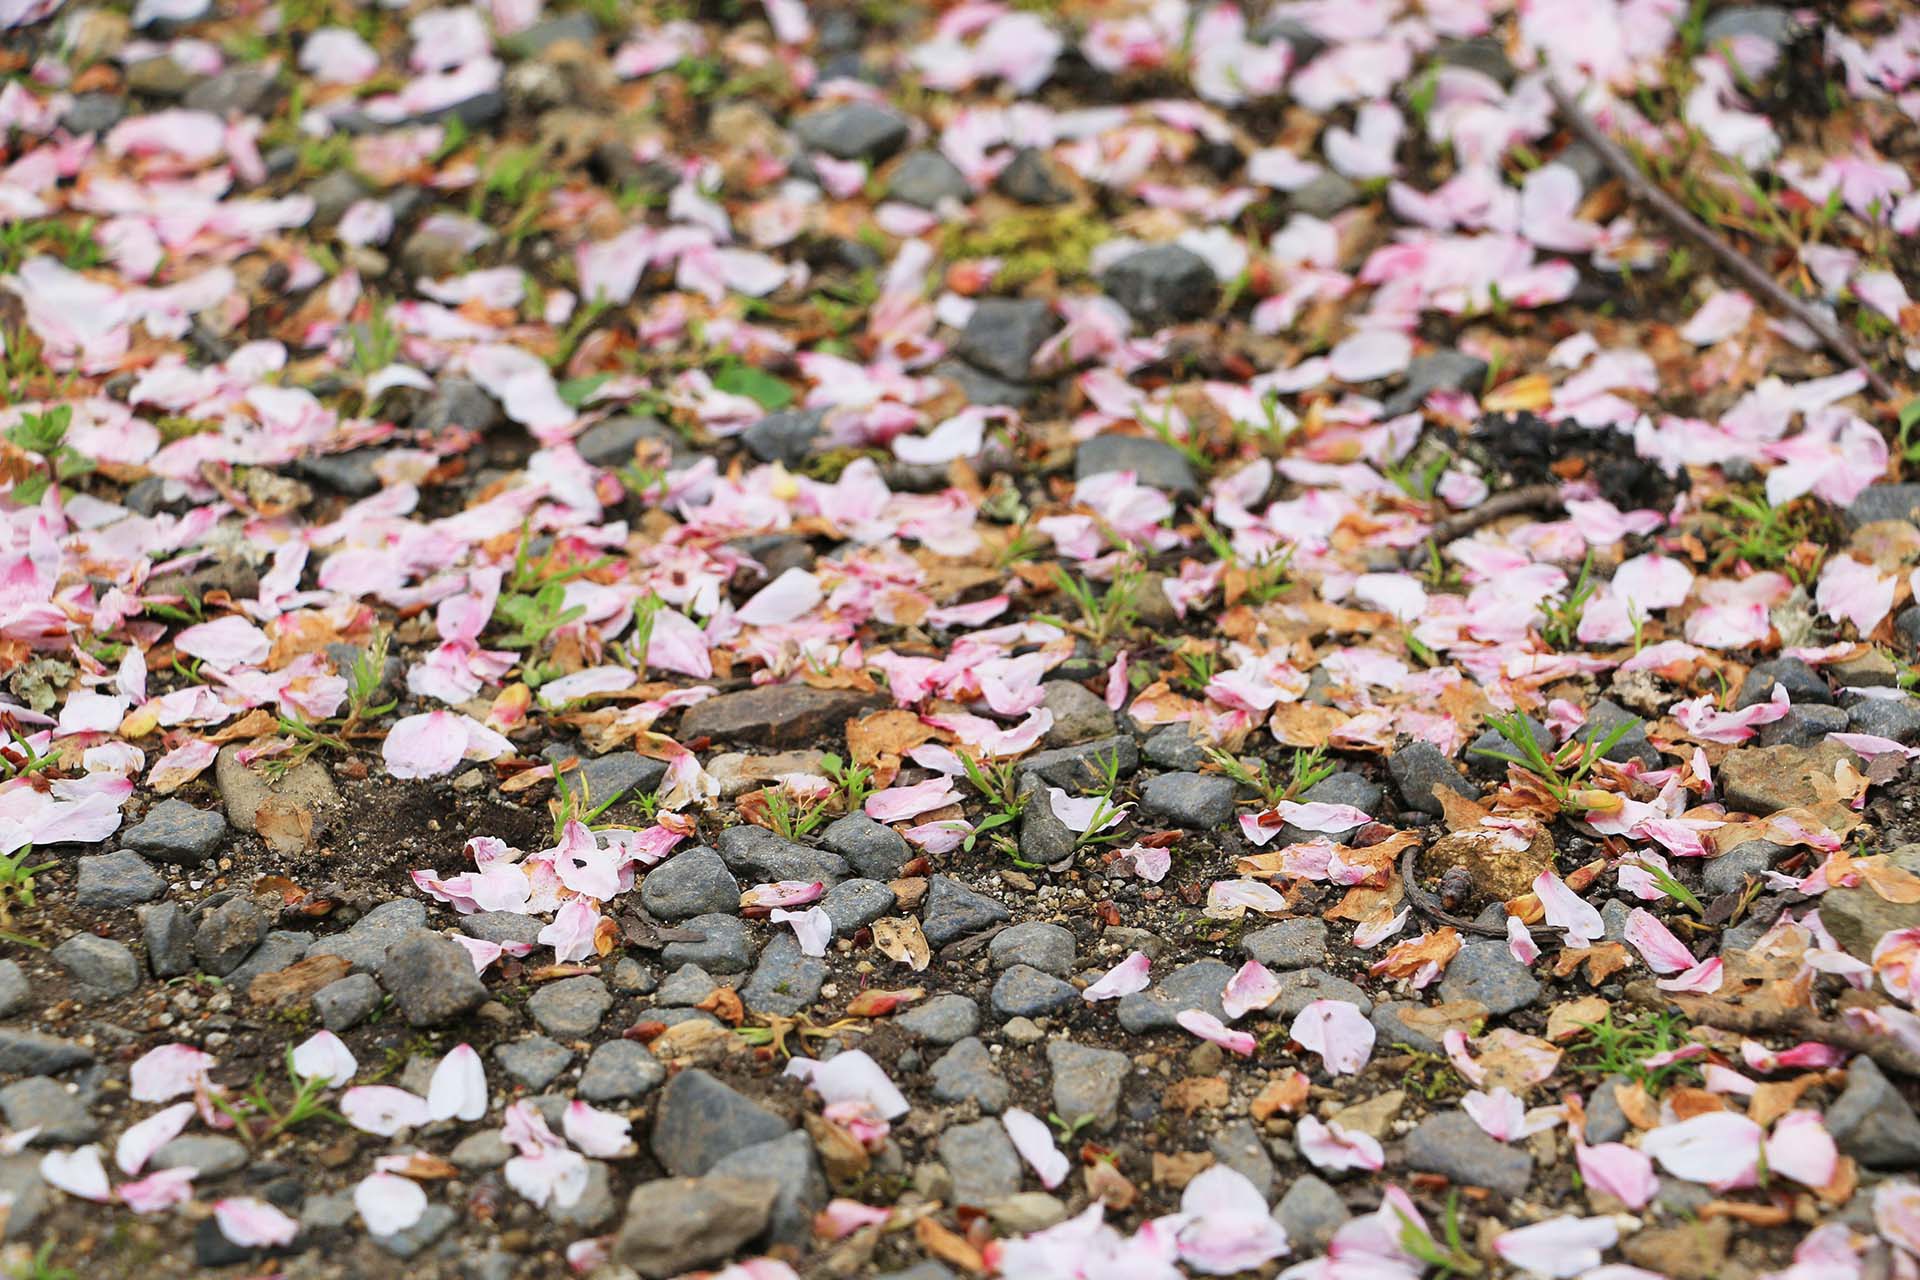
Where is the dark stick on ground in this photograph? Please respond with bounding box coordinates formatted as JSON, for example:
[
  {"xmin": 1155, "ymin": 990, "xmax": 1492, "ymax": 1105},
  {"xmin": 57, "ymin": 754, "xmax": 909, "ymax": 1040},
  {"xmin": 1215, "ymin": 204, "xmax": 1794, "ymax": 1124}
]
[
  {"xmin": 1403, "ymin": 482, "xmax": 1563, "ymax": 567},
  {"xmin": 1661, "ymin": 989, "xmax": 1920, "ymax": 1078},
  {"xmin": 1548, "ymin": 79, "xmax": 1898, "ymax": 403},
  {"xmin": 1399, "ymin": 846, "xmax": 1554, "ymax": 940}
]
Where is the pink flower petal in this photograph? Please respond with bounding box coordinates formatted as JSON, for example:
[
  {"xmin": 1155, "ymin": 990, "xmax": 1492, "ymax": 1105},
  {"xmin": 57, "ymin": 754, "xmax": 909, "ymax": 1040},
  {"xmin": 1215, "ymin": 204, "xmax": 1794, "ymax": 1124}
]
[
  {"xmin": 1492, "ymin": 1216, "xmax": 1619, "ymax": 1278},
  {"xmin": 1296, "ymin": 1115, "xmax": 1383, "ymax": 1172},
  {"xmin": 427, "ymin": 1043, "xmax": 487, "ymax": 1122},
  {"xmin": 116, "ymin": 1101, "xmax": 195, "ymax": 1175},
  {"xmin": 289, "ymin": 1030, "xmax": 357, "ymax": 1086},
  {"xmin": 564, "ymin": 1100, "xmax": 633, "ymax": 1157},
  {"xmin": 1535, "ymin": 870, "xmax": 1604, "ymax": 947},
  {"xmin": 1083, "ymin": 951, "xmax": 1152, "ymax": 1001},
  {"xmin": 1289, "ymin": 999, "xmax": 1375, "ymax": 1075},
  {"xmin": 1002, "ymin": 1108, "xmax": 1069, "ymax": 1189},
  {"xmin": 1641, "ymin": 1110, "xmax": 1763, "ymax": 1184},
  {"xmin": 1576, "ymin": 1141, "xmax": 1658, "ymax": 1209},
  {"xmin": 339, "ymin": 1085, "xmax": 431, "ymax": 1136},
  {"xmin": 1221, "ymin": 960, "xmax": 1283, "ymax": 1020},
  {"xmin": 1176, "ymin": 1008, "xmax": 1256, "ymax": 1057},
  {"xmin": 213, "ymin": 1196, "xmax": 300, "ymax": 1247},
  {"xmin": 355, "ymin": 1172, "xmax": 427, "ymax": 1236}
]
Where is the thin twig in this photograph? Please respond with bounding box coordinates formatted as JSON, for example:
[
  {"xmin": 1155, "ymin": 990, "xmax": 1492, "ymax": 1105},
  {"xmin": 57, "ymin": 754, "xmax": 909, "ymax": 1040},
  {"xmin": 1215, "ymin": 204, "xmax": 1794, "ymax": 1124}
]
[
  {"xmin": 1653, "ymin": 988, "xmax": 1920, "ymax": 1078},
  {"xmin": 1548, "ymin": 79, "xmax": 1896, "ymax": 402},
  {"xmin": 1399, "ymin": 846, "xmax": 1554, "ymax": 941},
  {"xmin": 1403, "ymin": 482, "xmax": 1563, "ymax": 567}
]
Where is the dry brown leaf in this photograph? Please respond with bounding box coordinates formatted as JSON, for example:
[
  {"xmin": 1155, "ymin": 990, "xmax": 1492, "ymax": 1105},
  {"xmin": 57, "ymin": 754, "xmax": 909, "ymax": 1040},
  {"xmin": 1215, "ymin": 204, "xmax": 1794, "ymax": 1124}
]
[
  {"xmin": 1165, "ymin": 1076, "xmax": 1230, "ymax": 1115},
  {"xmin": 1861, "ymin": 859, "xmax": 1920, "ymax": 904},
  {"xmin": 1267, "ymin": 702, "xmax": 1348, "ymax": 748},
  {"xmin": 248, "ymin": 954, "xmax": 351, "ymax": 1008},
  {"xmin": 697, "ymin": 987, "xmax": 745, "ymax": 1025},
  {"xmin": 1474, "ymin": 1029, "xmax": 1562, "ymax": 1094},
  {"xmin": 1700, "ymin": 1200, "xmax": 1791, "ymax": 1226},
  {"xmin": 845, "ymin": 987, "xmax": 924, "ymax": 1017},
  {"xmin": 1551, "ymin": 943, "xmax": 1632, "ymax": 985},
  {"xmin": 1369, "ymin": 927, "xmax": 1462, "ymax": 982},
  {"xmin": 1250, "ymin": 1071, "xmax": 1310, "ymax": 1121},
  {"xmin": 254, "ymin": 797, "xmax": 315, "ymax": 854},
  {"xmin": 647, "ymin": 1017, "xmax": 743, "ymax": 1065},
  {"xmin": 1435, "ymin": 786, "xmax": 1493, "ymax": 832},
  {"xmin": 914, "ymin": 1217, "xmax": 985, "ymax": 1272},
  {"xmin": 1613, "ymin": 1080, "xmax": 1659, "ymax": 1130},
  {"xmin": 871, "ymin": 917, "xmax": 931, "ymax": 971},
  {"xmin": 1747, "ymin": 1072, "xmax": 1829, "ymax": 1127},
  {"xmin": 1150, "ymin": 1151, "xmax": 1214, "ymax": 1190},
  {"xmin": 805, "ymin": 1113, "xmax": 871, "ymax": 1184},
  {"xmin": 1085, "ymin": 1160, "xmax": 1137, "ymax": 1211},
  {"xmin": 1482, "ymin": 373, "xmax": 1552, "ymax": 412},
  {"xmin": 1546, "ymin": 996, "xmax": 1611, "ymax": 1043},
  {"xmin": 1667, "ymin": 1088, "xmax": 1728, "ymax": 1121},
  {"xmin": 847, "ymin": 709, "xmax": 938, "ymax": 770}
]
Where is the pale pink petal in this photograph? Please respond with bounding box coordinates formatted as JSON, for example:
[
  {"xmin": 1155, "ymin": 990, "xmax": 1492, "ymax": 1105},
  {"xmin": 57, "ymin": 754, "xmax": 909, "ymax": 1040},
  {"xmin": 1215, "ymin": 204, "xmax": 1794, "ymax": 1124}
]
[
  {"xmin": 355, "ymin": 1172, "xmax": 427, "ymax": 1236},
  {"xmin": 1221, "ymin": 960, "xmax": 1283, "ymax": 1020},
  {"xmin": 1174, "ymin": 1164, "xmax": 1293, "ymax": 1273},
  {"xmin": 339, "ymin": 1085, "xmax": 431, "ymax": 1136},
  {"xmin": 41, "ymin": 1146, "xmax": 111, "ymax": 1200},
  {"xmin": 1623, "ymin": 907, "xmax": 1696, "ymax": 974},
  {"xmin": 1507, "ymin": 914, "xmax": 1540, "ymax": 964},
  {"xmin": 1296, "ymin": 1115, "xmax": 1383, "ymax": 1172},
  {"xmin": 772, "ymin": 905, "xmax": 833, "ymax": 957},
  {"xmin": 383, "ymin": 710, "xmax": 468, "ymax": 779},
  {"xmin": 427, "ymin": 1043, "xmax": 487, "ymax": 1122},
  {"xmin": 1764, "ymin": 1110, "xmax": 1838, "ymax": 1188},
  {"xmin": 1641, "ymin": 1110, "xmax": 1763, "ymax": 1184},
  {"xmin": 175, "ymin": 615, "xmax": 270, "ymax": 668},
  {"xmin": 130, "ymin": 1043, "xmax": 215, "ymax": 1102},
  {"xmin": 1082, "ymin": 951, "xmax": 1152, "ymax": 1001},
  {"xmin": 564, "ymin": 1100, "xmax": 633, "ymax": 1158},
  {"xmin": 1002, "ymin": 1108, "xmax": 1070, "ymax": 1189},
  {"xmin": 1289, "ymin": 999, "xmax": 1375, "ymax": 1075},
  {"xmin": 1576, "ymin": 1141, "xmax": 1658, "ymax": 1209},
  {"xmin": 1176, "ymin": 1008, "xmax": 1256, "ymax": 1056},
  {"xmin": 1492, "ymin": 1216, "xmax": 1619, "ymax": 1278},
  {"xmin": 1535, "ymin": 870, "xmax": 1605, "ymax": 947},
  {"xmin": 1656, "ymin": 957, "xmax": 1723, "ymax": 993},
  {"xmin": 119, "ymin": 1166, "xmax": 196, "ymax": 1213},
  {"xmin": 213, "ymin": 1196, "xmax": 299, "ymax": 1247},
  {"xmin": 116, "ymin": 1101, "xmax": 195, "ymax": 1175},
  {"xmin": 289, "ymin": 1030, "xmax": 358, "ymax": 1086},
  {"xmin": 782, "ymin": 1050, "xmax": 910, "ymax": 1119}
]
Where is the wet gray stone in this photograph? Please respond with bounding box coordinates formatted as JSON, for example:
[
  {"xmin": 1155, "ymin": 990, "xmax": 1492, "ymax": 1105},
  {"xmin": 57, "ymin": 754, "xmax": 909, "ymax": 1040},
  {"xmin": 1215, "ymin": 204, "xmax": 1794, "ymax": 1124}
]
[
  {"xmin": 123, "ymin": 800, "xmax": 224, "ymax": 864},
  {"xmin": 935, "ymin": 358, "xmax": 1033, "ymax": 409},
  {"xmin": 1404, "ymin": 1111, "xmax": 1533, "ymax": 1196},
  {"xmin": 660, "ymin": 913, "xmax": 756, "ymax": 974},
  {"xmin": 1585, "ymin": 1077, "xmax": 1632, "ymax": 1145},
  {"xmin": 1387, "ymin": 740, "xmax": 1475, "ymax": 816},
  {"xmin": 1270, "ymin": 967, "xmax": 1373, "ymax": 1017},
  {"xmin": 1848, "ymin": 697, "xmax": 1920, "ymax": 744},
  {"xmin": 744, "ymin": 407, "xmax": 828, "ymax": 467},
  {"xmin": 990, "ymin": 922, "xmax": 1077, "ymax": 976},
  {"xmin": 887, "ymin": 150, "xmax": 972, "ymax": 208},
  {"xmin": 1290, "ymin": 171, "xmax": 1361, "ymax": 218},
  {"xmin": 1759, "ymin": 703, "xmax": 1849, "ymax": 747},
  {"xmin": 1467, "ymin": 714, "xmax": 1551, "ymax": 777},
  {"xmin": 1210, "ymin": 1119, "xmax": 1275, "ymax": 1200},
  {"xmin": 1040, "ymin": 681, "xmax": 1117, "ymax": 747},
  {"xmin": 641, "ymin": 848, "xmax": 740, "ymax": 921},
  {"xmin": 822, "ymin": 812, "xmax": 911, "ymax": 880},
  {"xmin": 0, "ymin": 1077, "xmax": 94, "ymax": 1144},
  {"xmin": 379, "ymin": 932, "xmax": 489, "ymax": 1027},
  {"xmin": 821, "ymin": 879, "xmax": 896, "ymax": 935},
  {"xmin": 1116, "ymin": 959, "xmax": 1235, "ymax": 1032},
  {"xmin": 793, "ymin": 103, "xmax": 910, "ymax": 161},
  {"xmin": 1736, "ymin": 656, "xmax": 1831, "ymax": 707},
  {"xmin": 1702, "ymin": 840, "xmax": 1783, "ymax": 897},
  {"xmin": 1014, "ymin": 735, "xmax": 1140, "ymax": 789},
  {"xmin": 922, "ymin": 875, "xmax": 1010, "ymax": 946},
  {"xmin": 940, "ymin": 1117, "xmax": 1023, "ymax": 1204},
  {"xmin": 549, "ymin": 1159, "xmax": 619, "ymax": 1231},
  {"xmin": 990, "ymin": 965, "xmax": 1077, "ymax": 1018},
  {"xmin": 710, "ymin": 1129, "xmax": 826, "ymax": 1245},
  {"xmin": 1827, "ymin": 1055, "xmax": 1920, "ymax": 1168},
  {"xmin": 741, "ymin": 933, "xmax": 828, "ymax": 1016},
  {"xmin": 931, "ymin": 1037, "xmax": 1009, "ymax": 1113},
  {"xmin": 460, "ymin": 911, "xmax": 546, "ymax": 947},
  {"xmin": 141, "ymin": 902, "xmax": 194, "ymax": 978},
  {"xmin": 1274, "ymin": 1175, "xmax": 1350, "ymax": 1250},
  {"xmin": 151, "ymin": 1134, "xmax": 248, "ymax": 1177},
  {"xmin": 1099, "ymin": 244, "xmax": 1218, "ymax": 327},
  {"xmin": 496, "ymin": 1036, "xmax": 575, "ymax": 1090},
  {"xmin": 1144, "ymin": 723, "xmax": 1207, "ymax": 770},
  {"xmin": 995, "ymin": 147, "xmax": 1071, "ymax": 204},
  {"xmin": 1436, "ymin": 940, "xmax": 1540, "ymax": 1015},
  {"xmin": 529, "ymin": 976, "xmax": 613, "ymax": 1039},
  {"xmin": 1383, "ymin": 350, "xmax": 1488, "ymax": 416},
  {"xmin": 649, "ymin": 1068, "xmax": 791, "ymax": 1177},
  {"xmin": 1074, "ymin": 435, "xmax": 1197, "ymax": 496},
  {"xmin": 375, "ymin": 1202, "xmax": 456, "ymax": 1259},
  {"xmin": 956, "ymin": 298, "xmax": 1058, "ymax": 383},
  {"xmin": 310, "ymin": 898, "xmax": 429, "ymax": 973},
  {"xmin": 896, "ymin": 994, "xmax": 980, "ymax": 1044},
  {"xmin": 53, "ymin": 933, "xmax": 140, "ymax": 999},
  {"xmin": 0, "ymin": 1030, "xmax": 91, "ymax": 1075},
  {"xmin": 579, "ymin": 1039, "xmax": 667, "ymax": 1102},
  {"xmin": 715, "ymin": 825, "xmax": 850, "ymax": 886},
  {"xmin": 1047, "ymin": 1040, "xmax": 1128, "ymax": 1129},
  {"xmin": 1141, "ymin": 772, "xmax": 1235, "ymax": 829},
  {"xmin": 0, "ymin": 961, "xmax": 25, "ymax": 1018},
  {"xmin": 1241, "ymin": 919, "xmax": 1327, "ymax": 970},
  {"xmin": 313, "ymin": 973, "xmax": 382, "ymax": 1031},
  {"xmin": 189, "ymin": 897, "xmax": 268, "ymax": 977},
  {"xmin": 656, "ymin": 963, "xmax": 719, "ymax": 1006},
  {"xmin": 75, "ymin": 851, "xmax": 165, "ymax": 908},
  {"xmin": 1576, "ymin": 698, "xmax": 1661, "ymax": 766},
  {"xmin": 226, "ymin": 929, "xmax": 313, "ymax": 991}
]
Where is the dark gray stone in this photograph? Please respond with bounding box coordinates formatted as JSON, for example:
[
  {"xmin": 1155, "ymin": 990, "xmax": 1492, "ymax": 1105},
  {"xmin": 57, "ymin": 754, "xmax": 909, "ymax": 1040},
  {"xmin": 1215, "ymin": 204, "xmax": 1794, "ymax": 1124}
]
[
  {"xmin": 886, "ymin": 150, "xmax": 972, "ymax": 208},
  {"xmin": 1758, "ymin": 703, "xmax": 1848, "ymax": 747},
  {"xmin": 1047, "ymin": 1040, "xmax": 1128, "ymax": 1129},
  {"xmin": 1436, "ymin": 940, "xmax": 1540, "ymax": 1015},
  {"xmin": 297, "ymin": 451, "xmax": 382, "ymax": 497},
  {"xmin": 1141, "ymin": 772, "xmax": 1235, "ymax": 829},
  {"xmin": 931, "ymin": 1037, "xmax": 1009, "ymax": 1113},
  {"xmin": 820, "ymin": 878, "xmax": 895, "ymax": 935},
  {"xmin": 569, "ymin": 751, "xmax": 668, "ymax": 804},
  {"xmin": 1468, "ymin": 714, "xmax": 1551, "ymax": 777},
  {"xmin": 935, "ymin": 357, "xmax": 1033, "ymax": 408},
  {"xmin": 1074, "ymin": 435, "xmax": 1197, "ymax": 496},
  {"xmin": 508, "ymin": 11, "xmax": 600, "ymax": 54},
  {"xmin": 613, "ymin": 1174, "xmax": 778, "ymax": 1278},
  {"xmin": 822, "ymin": 812, "xmax": 911, "ymax": 880},
  {"xmin": 1388, "ymin": 740, "xmax": 1475, "ymax": 815},
  {"xmin": 496, "ymin": 1036, "xmax": 574, "ymax": 1090},
  {"xmin": 184, "ymin": 64, "xmax": 280, "ymax": 116},
  {"xmin": 313, "ymin": 973, "xmax": 382, "ymax": 1031},
  {"xmin": 579, "ymin": 1039, "xmax": 666, "ymax": 1102},
  {"xmin": 60, "ymin": 93, "xmax": 126, "ymax": 135},
  {"xmin": 415, "ymin": 377, "xmax": 503, "ymax": 434},
  {"xmin": 123, "ymin": 800, "xmax": 224, "ymax": 865},
  {"xmin": 896, "ymin": 993, "xmax": 979, "ymax": 1044},
  {"xmin": 649, "ymin": 1068, "xmax": 791, "ymax": 1177},
  {"xmin": 1270, "ymin": 967, "xmax": 1373, "ymax": 1017},
  {"xmin": 660, "ymin": 913, "xmax": 756, "ymax": 974},
  {"xmin": 1099, "ymin": 244, "xmax": 1218, "ymax": 327},
  {"xmin": 744, "ymin": 407, "xmax": 828, "ymax": 467},
  {"xmin": 1371, "ymin": 1001, "xmax": 1452, "ymax": 1054},
  {"xmin": 995, "ymin": 147, "xmax": 1071, "ymax": 205},
  {"xmin": 141, "ymin": 902, "xmax": 194, "ymax": 978},
  {"xmin": 1014, "ymin": 735, "xmax": 1140, "ymax": 789},
  {"xmin": 374, "ymin": 1202, "xmax": 456, "ymax": 1259},
  {"xmin": 793, "ymin": 103, "xmax": 910, "ymax": 161},
  {"xmin": 0, "ymin": 1030, "xmax": 91, "ymax": 1075},
  {"xmin": 1737, "ymin": 657, "xmax": 1831, "ymax": 707},
  {"xmin": 460, "ymin": 911, "xmax": 546, "ymax": 948},
  {"xmin": 715, "ymin": 825, "xmax": 850, "ymax": 886},
  {"xmin": 1290, "ymin": 171, "xmax": 1360, "ymax": 218},
  {"xmin": 956, "ymin": 298, "xmax": 1059, "ymax": 382},
  {"xmin": 1576, "ymin": 698, "xmax": 1660, "ymax": 767},
  {"xmin": 989, "ymin": 922, "xmax": 1076, "ymax": 976},
  {"xmin": 989, "ymin": 964, "xmax": 1078, "ymax": 1017},
  {"xmin": 53, "ymin": 933, "xmax": 140, "ymax": 999},
  {"xmin": 190, "ymin": 897, "xmax": 267, "ymax": 977},
  {"xmin": 1117, "ymin": 958, "xmax": 1235, "ymax": 1032},
  {"xmin": 1585, "ymin": 1076, "xmax": 1632, "ymax": 1145},
  {"xmin": 0, "ymin": 961, "xmax": 24, "ymax": 1018},
  {"xmin": 379, "ymin": 932, "xmax": 489, "ymax": 1026},
  {"xmin": 75, "ymin": 850, "xmax": 165, "ymax": 909},
  {"xmin": 575, "ymin": 415, "xmax": 683, "ymax": 469},
  {"xmin": 1845, "ymin": 483, "xmax": 1920, "ymax": 530},
  {"xmin": 151, "ymin": 1134, "xmax": 248, "ymax": 1177},
  {"xmin": 1827, "ymin": 1055, "xmax": 1920, "ymax": 1168},
  {"xmin": 656, "ymin": 963, "xmax": 719, "ymax": 1006},
  {"xmin": 1274, "ymin": 1175, "xmax": 1349, "ymax": 1250},
  {"xmin": 641, "ymin": 848, "xmax": 740, "ymax": 921},
  {"xmin": 225, "ymin": 929, "xmax": 313, "ymax": 991},
  {"xmin": 1017, "ymin": 781, "xmax": 1076, "ymax": 865},
  {"xmin": 1404, "ymin": 1111, "xmax": 1533, "ymax": 1196},
  {"xmin": 1383, "ymin": 350, "xmax": 1488, "ymax": 416},
  {"xmin": 310, "ymin": 899, "xmax": 429, "ymax": 974},
  {"xmin": 1848, "ymin": 697, "xmax": 1920, "ymax": 744},
  {"xmin": 939, "ymin": 1118, "xmax": 1022, "ymax": 1204},
  {"xmin": 529, "ymin": 976, "xmax": 613, "ymax": 1039},
  {"xmin": 710, "ymin": 1130, "xmax": 826, "ymax": 1245},
  {"xmin": 1209, "ymin": 1119, "xmax": 1275, "ymax": 1200},
  {"xmin": 1242, "ymin": 918, "xmax": 1327, "ymax": 970},
  {"xmin": 1144, "ymin": 724, "xmax": 1207, "ymax": 770},
  {"xmin": 0, "ymin": 1077, "xmax": 94, "ymax": 1144},
  {"xmin": 741, "ymin": 933, "xmax": 828, "ymax": 1016},
  {"xmin": 922, "ymin": 875, "xmax": 1009, "ymax": 946},
  {"xmin": 1701, "ymin": 4, "xmax": 1797, "ymax": 47}
]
